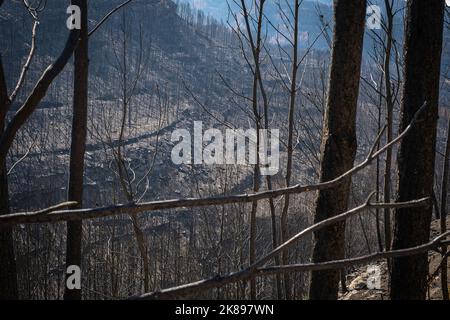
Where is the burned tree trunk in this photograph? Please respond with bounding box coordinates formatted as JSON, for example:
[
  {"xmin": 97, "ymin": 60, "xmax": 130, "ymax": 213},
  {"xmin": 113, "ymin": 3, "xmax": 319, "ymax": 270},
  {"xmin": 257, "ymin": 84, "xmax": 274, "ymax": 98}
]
[
  {"xmin": 390, "ymin": 0, "xmax": 445, "ymax": 300},
  {"xmin": 64, "ymin": 0, "xmax": 88, "ymax": 301},
  {"xmin": 309, "ymin": 0, "xmax": 366, "ymax": 300},
  {"xmin": 0, "ymin": 55, "xmax": 18, "ymax": 300},
  {"xmin": 382, "ymin": 0, "xmax": 394, "ymax": 253},
  {"xmin": 439, "ymin": 118, "xmax": 450, "ymax": 300}
]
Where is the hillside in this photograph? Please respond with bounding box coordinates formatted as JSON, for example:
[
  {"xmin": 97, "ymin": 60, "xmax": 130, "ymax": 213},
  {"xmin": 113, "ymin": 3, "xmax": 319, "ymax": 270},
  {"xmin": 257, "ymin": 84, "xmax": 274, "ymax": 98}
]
[{"xmin": 0, "ymin": 0, "xmax": 449, "ymax": 302}]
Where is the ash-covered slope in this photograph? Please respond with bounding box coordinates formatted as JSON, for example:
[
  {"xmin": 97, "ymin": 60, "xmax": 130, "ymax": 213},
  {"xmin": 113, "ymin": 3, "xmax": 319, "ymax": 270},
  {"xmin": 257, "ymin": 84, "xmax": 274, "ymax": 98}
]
[{"xmin": 0, "ymin": 0, "xmax": 234, "ymax": 98}]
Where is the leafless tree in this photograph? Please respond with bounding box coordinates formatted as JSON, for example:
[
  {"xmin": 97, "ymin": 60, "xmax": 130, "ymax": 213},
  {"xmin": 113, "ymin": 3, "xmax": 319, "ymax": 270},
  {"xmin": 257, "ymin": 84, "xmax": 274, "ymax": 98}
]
[
  {"xmin": 309, "ymin": 0, "xmax": 367, "ymax": 300},
  {"xmin": 65, "ymin": 0, "xmax": 88, "ymax": 301},
  {"xmin": 0, "ymin": 0, "xmax": 79, "ymax": 299}
]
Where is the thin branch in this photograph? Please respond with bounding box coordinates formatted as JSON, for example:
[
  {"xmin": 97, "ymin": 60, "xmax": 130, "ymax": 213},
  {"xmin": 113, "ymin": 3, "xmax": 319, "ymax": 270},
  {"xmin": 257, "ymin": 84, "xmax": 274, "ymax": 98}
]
[
  {"xmin": 0, "ymin": 23, "xmax": 80, "ymax": 164},
  {"xmin": 134, "ymin": 196, "xmax": 431, "ymax": 300},
  {"xmin": 9, "ymin": 20, "xmax": 38, "ymax": 105},
  {"xmin": 0, "ymin": 103, "xmax": 428, "ymax": 226},
  {"xmin": 258, "ymin": 232, "xmax": 450, "ymax": 276},
  {"xmin": 28, "ymin": 201, "xmax": 77, "ymax": 216},
  {"xmin": 88, "ymin": 0, "xmax": 134, "ymax": 37},
  {"xmin": 7, "ymin": 136, "xmax": 37, "ymax": 175}
]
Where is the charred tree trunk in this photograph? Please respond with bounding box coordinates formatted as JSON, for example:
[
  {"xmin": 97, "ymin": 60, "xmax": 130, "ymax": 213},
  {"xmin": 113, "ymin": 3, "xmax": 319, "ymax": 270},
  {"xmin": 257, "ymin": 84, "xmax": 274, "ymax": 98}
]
[
  {"xmin": 0, "ymin": 55, "xmax": 18, "ymax": 300},
  {"xmin": 383, "ymin": 0, "xmax": 394, "ymax": 252},
  {"xmin": 64, "ymin": 0, "xmax": 88, "ymax": 300},
  {"xmin": 439, "ymin": 118, "xmax": 450, "ymax": 300},
  {"xmin": 280, "ymin": 0, "xmax": 300, "ymax": 300},
  {"xmin": 390, "ymin": 0, "xmax": 444, "ymax": 300},
  {"xmin": 309, "ymin": 0, "xmax": 366, "ymax": 300}
]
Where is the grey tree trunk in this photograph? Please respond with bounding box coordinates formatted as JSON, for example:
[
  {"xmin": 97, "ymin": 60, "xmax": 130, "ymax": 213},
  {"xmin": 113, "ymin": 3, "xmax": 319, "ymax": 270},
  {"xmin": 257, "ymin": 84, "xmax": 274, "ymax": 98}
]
[
  {"xmin": 64, "ymin": 0, "xmax": 88, "ymax": 300},
  {"xmin": 309, "ymin": 0, "xmax": 366, "ymax": 300},
  {"xmin": 390, "ymin": 0, "xmax": 444, "ymax": 300}
]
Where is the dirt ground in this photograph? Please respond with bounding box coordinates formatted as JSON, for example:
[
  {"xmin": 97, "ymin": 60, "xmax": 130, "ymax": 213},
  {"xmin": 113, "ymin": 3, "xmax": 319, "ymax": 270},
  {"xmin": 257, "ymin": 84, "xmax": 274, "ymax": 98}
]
[{"xmin": 339, "ymin": 217, "xmax": 450, "ymax": 300}]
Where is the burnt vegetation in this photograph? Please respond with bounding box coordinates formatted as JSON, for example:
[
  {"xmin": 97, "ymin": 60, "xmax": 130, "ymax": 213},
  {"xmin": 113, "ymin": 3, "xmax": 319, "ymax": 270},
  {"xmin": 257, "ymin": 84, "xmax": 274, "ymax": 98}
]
[{"xmin": 0, "ymin": 0, "xmax": 450, "ymax": 300}]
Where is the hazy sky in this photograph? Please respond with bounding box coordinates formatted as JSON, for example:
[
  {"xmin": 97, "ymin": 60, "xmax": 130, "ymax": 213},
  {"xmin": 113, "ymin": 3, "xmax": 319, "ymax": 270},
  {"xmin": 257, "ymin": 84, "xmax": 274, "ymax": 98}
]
[{"xmin": 184, "ymin": 0, "xmax": 333, "ymax": 21}]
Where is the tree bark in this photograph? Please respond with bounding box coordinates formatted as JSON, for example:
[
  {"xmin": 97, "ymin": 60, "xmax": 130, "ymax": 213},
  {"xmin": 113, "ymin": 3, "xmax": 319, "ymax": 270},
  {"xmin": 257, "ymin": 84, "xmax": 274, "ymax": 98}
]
[
  {"xmin": 390, "ymin": 0, "xmax": 445, "ymax": 300},
  {"xmin": 439, "ymin": 118, "xmax": 450, "ymax": 300},
  {"xmin": 383, "ymin": 0, "xmax": 394, "ymax": 252},
  {"xmin": 309, "ymin": 0, "xmax": 366, "ymax": 300},
  {"xmin": 64, "ymin": 0, "xmax": 88, "ymax": 300},
  {"xmin": 0, "ymin": 164, "xmax": 16, "ymax": 300},
  {"xmin": 0, "ymin": 54, "xmax": 18, "ymax": 300}
]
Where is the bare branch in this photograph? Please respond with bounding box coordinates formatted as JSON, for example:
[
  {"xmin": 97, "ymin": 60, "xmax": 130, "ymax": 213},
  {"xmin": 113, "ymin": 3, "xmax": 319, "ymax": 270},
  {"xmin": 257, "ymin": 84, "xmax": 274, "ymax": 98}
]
[
  {"xmin": 9, "ymin": 20, "xmax": 38, "ymax": 105},
  {"xmin": 0, "ymin": 103, "xmax": 428, "ymax": 226},
  {"xmin": 133, "ymin": 197, "xmax": 431, "ymax": 300},
  {"xmin": 258, "ymin": 231, "xmax": 450, "ymax": 276},
  {"xmin": 88, "ymin": 0, "xmax": 133, "ymax": 37},
  {"xmin": 0, "ymin": 23, "xmax": 80, "ymax": 164}
]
